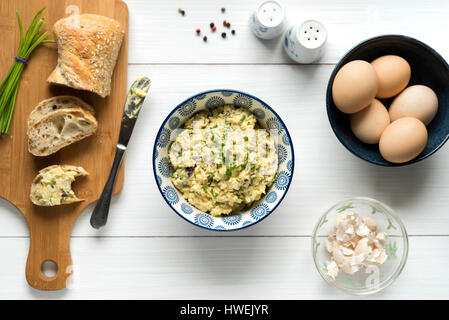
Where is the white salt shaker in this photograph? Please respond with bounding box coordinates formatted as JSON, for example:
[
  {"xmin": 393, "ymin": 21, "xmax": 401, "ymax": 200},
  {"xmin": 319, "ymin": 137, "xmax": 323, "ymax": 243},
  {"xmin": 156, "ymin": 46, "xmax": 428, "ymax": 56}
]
[
  {"xmin": 283, "ymin": 20, "xmax": 327, "ymax": 63},
  {"xmin": 250, "ymin": 0, "xmax": 286, "ymax": 40}
]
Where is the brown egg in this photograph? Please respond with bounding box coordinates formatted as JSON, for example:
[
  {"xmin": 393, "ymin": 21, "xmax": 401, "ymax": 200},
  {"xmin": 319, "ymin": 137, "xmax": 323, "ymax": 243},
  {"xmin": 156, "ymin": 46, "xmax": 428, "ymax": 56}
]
[
  {"xmin": 371, "ymin": 55, "xmax": 411, "ymax": 98},
  {"xmin": 389, "ymin": 85, "xmax": 438, "ymax": 125},
  {"xmin": 332, "ymin": 60, "xmax": 379, "ymax": 114},
  {"xmin": 350, "ymin": 99, "xmax": 390, "ymax": 144},
  {"xmin": 379, "ymin": 117, "xmax": 428, "ymax": 163}
]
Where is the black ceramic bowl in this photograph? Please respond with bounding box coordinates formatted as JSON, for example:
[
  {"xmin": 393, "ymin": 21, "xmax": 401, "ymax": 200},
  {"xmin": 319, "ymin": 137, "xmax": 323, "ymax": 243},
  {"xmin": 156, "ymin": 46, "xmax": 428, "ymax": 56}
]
[{"xmin": 327, "ymin": 35, "xmax": 449, "ymax": 166}]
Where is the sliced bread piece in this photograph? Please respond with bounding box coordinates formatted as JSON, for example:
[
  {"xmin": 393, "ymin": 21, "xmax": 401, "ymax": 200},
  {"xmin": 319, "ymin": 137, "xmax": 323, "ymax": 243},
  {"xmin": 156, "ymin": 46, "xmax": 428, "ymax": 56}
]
[
  {"xmin": 28, "ymin": 96, "xmax": 95, "ymax": 129},
  {"xmin": 30, "ymin": 165, "xmax": 88, "ymax": 206},
  {"xmin": 28, "ymin": 108, "xmax": 98, "ymax": 157}
]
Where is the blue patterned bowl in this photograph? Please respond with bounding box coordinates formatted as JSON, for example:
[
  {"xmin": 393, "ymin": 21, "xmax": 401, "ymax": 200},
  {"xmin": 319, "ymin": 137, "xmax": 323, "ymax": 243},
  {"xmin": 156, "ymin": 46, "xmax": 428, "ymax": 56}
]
[{"xmin": 153, "ymin": 90, "xmax": 294, "ymax": 231}]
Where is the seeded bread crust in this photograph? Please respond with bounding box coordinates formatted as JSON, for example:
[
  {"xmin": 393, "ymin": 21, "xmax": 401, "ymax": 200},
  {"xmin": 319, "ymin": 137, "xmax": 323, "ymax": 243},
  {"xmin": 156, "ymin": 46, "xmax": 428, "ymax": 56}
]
[
  {"xmin": 47, "ymin": 14, "xmax": 125, "ymax": 98},
  {"xmin": 30, "ymin": 165, "xmax": 88, "ymax": 206},
  {"xmin": 28, "ymin": 96, "xmax": 95, "ymax": 129},
  {"xmin": 28, "ymin": 108, "xmax": 98, "ymax": 157}
]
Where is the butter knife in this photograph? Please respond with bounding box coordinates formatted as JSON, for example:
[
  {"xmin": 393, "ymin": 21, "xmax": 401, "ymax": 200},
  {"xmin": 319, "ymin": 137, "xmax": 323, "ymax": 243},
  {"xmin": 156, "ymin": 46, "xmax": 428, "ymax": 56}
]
[{"xmin": 90, "ymin": 77, "xmax": 151, "ymax": 229}]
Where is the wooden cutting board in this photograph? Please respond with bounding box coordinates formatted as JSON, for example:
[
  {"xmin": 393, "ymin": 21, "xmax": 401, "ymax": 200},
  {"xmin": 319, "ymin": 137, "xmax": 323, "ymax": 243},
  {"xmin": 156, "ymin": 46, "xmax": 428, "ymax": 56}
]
[{"xmin": 0, "ymin": 0, "xmax": 128, "ymax": 290}]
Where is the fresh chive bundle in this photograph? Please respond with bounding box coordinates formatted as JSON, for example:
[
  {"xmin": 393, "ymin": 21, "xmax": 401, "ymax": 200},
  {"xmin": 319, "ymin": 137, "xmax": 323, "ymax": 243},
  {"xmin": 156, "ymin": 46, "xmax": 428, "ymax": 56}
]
[{"xmin": 0, "ymin": 7, "xmax": 54, "ymax": 134}]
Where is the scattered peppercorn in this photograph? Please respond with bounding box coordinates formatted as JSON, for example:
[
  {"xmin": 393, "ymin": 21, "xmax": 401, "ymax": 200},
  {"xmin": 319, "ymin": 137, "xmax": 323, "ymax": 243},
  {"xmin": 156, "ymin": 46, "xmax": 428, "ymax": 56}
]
[{"xmin": 183, "ymin": 9, "xmax": 236, "ymax": 42}]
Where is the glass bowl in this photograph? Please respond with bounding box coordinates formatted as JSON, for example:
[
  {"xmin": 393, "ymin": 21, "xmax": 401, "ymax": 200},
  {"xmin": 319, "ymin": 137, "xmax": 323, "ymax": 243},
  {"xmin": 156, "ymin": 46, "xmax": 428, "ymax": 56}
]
[{"xmin": 312, "ymin": 197, "xmax": 408, "ymax": 295}]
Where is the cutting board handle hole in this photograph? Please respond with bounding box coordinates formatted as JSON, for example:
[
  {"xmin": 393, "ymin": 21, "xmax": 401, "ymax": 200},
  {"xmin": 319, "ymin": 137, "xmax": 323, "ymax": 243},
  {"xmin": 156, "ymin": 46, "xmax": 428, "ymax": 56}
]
[{"xmin": 41, "ymin": 260, "xmax": 58, "ymax": 278}]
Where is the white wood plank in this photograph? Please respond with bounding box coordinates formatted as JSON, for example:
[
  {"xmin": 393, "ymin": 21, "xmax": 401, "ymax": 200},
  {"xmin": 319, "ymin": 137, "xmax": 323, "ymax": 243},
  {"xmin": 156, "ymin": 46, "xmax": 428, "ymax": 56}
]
[
  {"xmin": 124, "ymin": 0, "xmax": 449, "ymax": 64},
  {"xmin": 1, "ymin": 64, "xmax": 449, "ymax": 237},
  {"xmin": 0, "ymin": 236, "xmax": 447, "ymax": 299}
]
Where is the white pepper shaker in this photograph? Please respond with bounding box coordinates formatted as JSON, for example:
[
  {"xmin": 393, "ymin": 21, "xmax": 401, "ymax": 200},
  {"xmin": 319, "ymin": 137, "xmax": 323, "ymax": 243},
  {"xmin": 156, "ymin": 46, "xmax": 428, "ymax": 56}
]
[
  {"xmin": 250, "ymin": 0, "xmax": 286, "ymax": 40},
  {"xmin": 283, "ymin": 20, "xmax": 327, "ymax": 63}
]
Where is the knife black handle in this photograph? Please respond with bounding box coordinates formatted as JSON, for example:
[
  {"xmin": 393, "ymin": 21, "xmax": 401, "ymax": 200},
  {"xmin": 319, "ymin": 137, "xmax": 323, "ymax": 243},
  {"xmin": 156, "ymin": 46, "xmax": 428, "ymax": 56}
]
[{"xmin": 90, "ymin": 147, "xmax": 126, "ymax": 229}]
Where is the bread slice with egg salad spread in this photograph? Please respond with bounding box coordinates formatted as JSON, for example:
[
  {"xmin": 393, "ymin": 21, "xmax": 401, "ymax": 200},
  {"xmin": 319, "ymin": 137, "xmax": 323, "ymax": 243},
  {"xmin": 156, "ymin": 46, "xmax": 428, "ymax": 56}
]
[{"xmin": 30, "ymin": 165, "xmax": 88, "ymax": 206}]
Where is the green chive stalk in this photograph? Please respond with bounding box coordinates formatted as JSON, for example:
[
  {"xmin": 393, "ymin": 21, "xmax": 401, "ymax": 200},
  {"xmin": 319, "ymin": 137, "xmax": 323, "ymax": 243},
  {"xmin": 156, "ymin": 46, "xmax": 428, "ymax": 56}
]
[{"xmin": 0, "ymin": 7, "xmax": 54, "ymax": 134}]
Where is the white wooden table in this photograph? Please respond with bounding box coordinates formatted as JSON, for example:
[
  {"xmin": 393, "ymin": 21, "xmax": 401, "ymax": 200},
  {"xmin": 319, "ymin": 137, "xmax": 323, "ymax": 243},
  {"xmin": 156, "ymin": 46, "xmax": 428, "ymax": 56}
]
[{"xmin": 1, "ymin": 0, "xmax": 449, "ymax": 299}]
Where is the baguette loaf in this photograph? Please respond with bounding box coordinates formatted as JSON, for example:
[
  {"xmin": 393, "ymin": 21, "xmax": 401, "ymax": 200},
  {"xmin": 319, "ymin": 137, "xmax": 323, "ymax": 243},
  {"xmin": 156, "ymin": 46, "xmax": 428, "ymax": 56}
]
[
  {"xmin": 28, "ymin": 96, "xmax": 95, "ymax": 129},
  {"xmin": 30, "ymin": 165, "xmax": 88, "ymax": 206},
  {"xmin": 48, "ymin": 14, "xmax": 125, "ymax": 98},
  {"xmin": 28, "ymin": 108, "xmax": 98, "ymax": 157}
]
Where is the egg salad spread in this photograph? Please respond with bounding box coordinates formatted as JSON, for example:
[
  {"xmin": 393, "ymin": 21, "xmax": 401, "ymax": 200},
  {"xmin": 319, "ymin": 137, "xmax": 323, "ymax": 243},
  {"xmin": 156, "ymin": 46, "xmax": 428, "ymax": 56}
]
[
  {"xmin": 169, "ymin": 105, "xmax": 278, "ymax": 216},
  {"xmin": 34, "ymin": 166, "xmax": 79, "ymax": 206}
]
